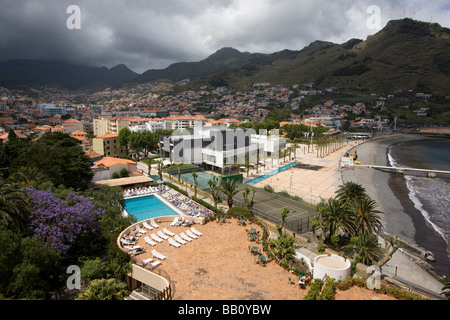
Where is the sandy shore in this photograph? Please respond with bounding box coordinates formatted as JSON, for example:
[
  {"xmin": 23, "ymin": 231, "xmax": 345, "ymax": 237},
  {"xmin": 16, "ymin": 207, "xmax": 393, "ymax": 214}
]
[
  {"xmin": 340, "ymin": 134, "xmax": 431, "ymax": 243},
  {"xmin": 340, "ymin": 134, "xmax": 449, "ymax": 295}
]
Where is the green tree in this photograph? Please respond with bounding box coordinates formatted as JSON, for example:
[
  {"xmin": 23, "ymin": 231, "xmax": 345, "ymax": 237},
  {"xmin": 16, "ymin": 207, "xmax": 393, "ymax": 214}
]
[
  {"xmin": 7, "ymin": 237, "xmax": 62, "ymax": 299},
  {"xmin": 320, "ymin": 198, "xmax": 354, "ymax": 244},
  {"xmin": 24, "ymin": 132, "xmax": 93, "ymax": 190},
  {"xmin": 220, "ymin": 179, "xmax": 240, "ymax": 208},
  {"xmin": 0, "ymin": 180, "xmax": 29, "ymax": 231},
  {"xmin": 280, "ymin": 207, "xmax": 290, "ymax": 233},
  {"xmin": 242, "ymin": 187, "xmax": 256, "ymax": 215},
  {"xmin": 351, "ymin": 197, "xmax": 383, "ymax": 236},
  {"xmin": 119, "ymin": 168, "xmax": 129, "ymax": 178},
  {"xmin": 335, "ymin": 182, "xmax": 367, "ymax": 207},
  {"xmin": 118, "ymin": 128, "xmax": 132, "ymax": 156},
  {"xmin": 192, "ymin": 171, "xmax": 198, "ymax": 197},
  {"xmin": 269, "ymin": 232, "xmax": 296, "ymax": 266},
  {"xmin": 208, "ymin": 176, "xmax": 221, "ymax": 207},
  {"xmin": 355, "ymin": 234, "xmax": 384, "ymax": 266},
  {"xmin": 76, "ymin": 278, "xmax": 130, "ymax": 300}
]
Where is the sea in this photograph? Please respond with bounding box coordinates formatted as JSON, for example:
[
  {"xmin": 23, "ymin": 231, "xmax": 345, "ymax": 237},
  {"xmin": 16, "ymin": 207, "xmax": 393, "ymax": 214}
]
[{"xmin": 388, "ymin": 137, "xmax": 450, "ymax": 279}]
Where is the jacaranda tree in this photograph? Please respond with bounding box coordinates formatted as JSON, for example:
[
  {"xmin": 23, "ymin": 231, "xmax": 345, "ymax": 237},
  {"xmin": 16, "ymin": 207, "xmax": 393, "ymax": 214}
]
[{"xmin": 25, "ymin": 187, "xmax": 105, "ymax": 255}]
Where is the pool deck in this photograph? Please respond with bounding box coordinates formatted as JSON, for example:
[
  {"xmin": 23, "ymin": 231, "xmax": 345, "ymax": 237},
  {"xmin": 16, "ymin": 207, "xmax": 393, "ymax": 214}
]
[
  {"xmin": 251, "ymin": 141, "xmax": 363, "ymax": 205},
  {"xmin": 129, "ymin": 218, "xmax": 396, "ymax": 300}
]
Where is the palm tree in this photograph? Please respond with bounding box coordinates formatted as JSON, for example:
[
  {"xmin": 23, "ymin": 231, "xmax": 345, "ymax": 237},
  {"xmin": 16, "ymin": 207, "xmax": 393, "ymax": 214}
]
[
  {"xmin": 269, "ymin": 233, "xmax": 296, "ymax": 266},
  {"xmin": 0, "ymin": 180, "xmax": 28, "ymax": 231},
  {"xmin": 335, "ymin": 182, "xmax": 367, "ymax": 207},
  {"xmin": 76, "ymin": 278, "xmax": 130, "ymax": 300},
  {"xmin": 208, "ymin": 176, "xmax": 221, "ymax": 207},
  {"xmin": 11, "ymin": 167, "xmax": 48, "ymax": 187},
  {"xmin": 220, "ymin": 179, "xmax": 240, "ymax": 208},
  {"xmin": 351, "ymin": 197, "xmax": 383, "ymax": 236},
  {"xmin": 280, "ymin": 207, "xmax": 290, "ymax": 233},
  {"xmin": 321, "ymin": 198, "xmax": 354, "ymax": 243},
  {"xmin": 355, "ymin": 234, "xmax": 384, "ymax": 266},
  {"xmin": 192, "ymin": 171, "xmax": 198, "ymax": 197}
]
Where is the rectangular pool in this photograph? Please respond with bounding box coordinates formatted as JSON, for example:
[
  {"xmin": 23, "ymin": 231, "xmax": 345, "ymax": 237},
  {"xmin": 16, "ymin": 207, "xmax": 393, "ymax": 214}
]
[
  {"xmin": 245, "ymin": 162, "xmax": 300, "ymax": 185},
  {"xmin": 124, "ymin": 195, "xmax": 179, "ymax": 222}
]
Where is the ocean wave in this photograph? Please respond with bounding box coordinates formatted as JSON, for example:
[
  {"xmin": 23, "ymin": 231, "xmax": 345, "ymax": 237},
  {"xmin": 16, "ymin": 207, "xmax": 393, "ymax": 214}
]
[
  {"xmin": 404, "ymin": 175, "xmax": 449, "ymax": 245},
  {"xmin": 389, "ymin": 144, "xmax": 449, "ymax": 244}
]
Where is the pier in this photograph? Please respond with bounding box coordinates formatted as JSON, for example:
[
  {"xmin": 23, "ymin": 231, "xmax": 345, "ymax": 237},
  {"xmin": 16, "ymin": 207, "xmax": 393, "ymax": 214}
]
[{"xmin": 356, "ymin": 165, "xmax": 450, "ymax": 177}]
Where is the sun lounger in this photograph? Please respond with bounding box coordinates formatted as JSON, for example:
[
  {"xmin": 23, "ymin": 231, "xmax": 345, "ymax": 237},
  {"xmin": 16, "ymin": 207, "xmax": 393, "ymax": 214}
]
[
  {"xmin": 168, "ymin": 238, "xmax": 181, "ymax": 248},
  {"xmin": 151, "ymin": 249, "xmax": 166, "ymax": 260},
  {"xmin": 180, "ymin": 232, "xmax": 193, "ymax": 242},
  {"xmin": 143, "ymin": 221, "xmax": 154, "ymax": 230},
  {"xmin": 135, "ymin": 224, "xmax": 147, "ymax": 234},
  {"xmin": 144, "ymin": 236, "xmax": 156, "ymax": 246},
  {"xmin": 163, "ymin": 228, "xmax": 175, "ymax": 237},
  {"xmin": 174, "ymin": 235, "xmax": 187, "ymax": 245},
  {"xmin": 142, "ymin": 258, "xmax": 153, "ymax": 265},
  {"xmin": 191, "ymin": 227, "xmax": 203, "ymax": 236},
  {"xmin": 148, "ymin": 260, "xmax": 161, "ymax": 270},
  {"xmin": 121, "ymin": 238, "xmax": 136, "ymax": 246},
  {"xmin": 157, "ymin": 230, "xmax": 169, "ymax": 240},
  {"xmin": 125, "ymin": 245, "xmax": 141, "ymax": 252},
  {"xmin": 151, "ymin": 233, "xmax": 163, "ymax": 243},
  {"xmin": 186, "ymin": 230, "xmax": 198, "ymax": 239},
  {"xmin": 150, "ymin": 218, "xmax": 159, "ymax": 228}
]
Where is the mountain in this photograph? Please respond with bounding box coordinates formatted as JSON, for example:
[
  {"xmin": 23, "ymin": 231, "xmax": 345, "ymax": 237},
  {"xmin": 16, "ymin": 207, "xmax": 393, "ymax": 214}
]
[
  {"xmin": 0, "ymin": 60, "xmax": 139, "ymax": 90},
  {"xmin": 137, "ymin": 19, "xmax": 450, "ymax": 94},
  {"xmin": 136, "ymin": 47, "xmax": 252, "ymax": 83}
]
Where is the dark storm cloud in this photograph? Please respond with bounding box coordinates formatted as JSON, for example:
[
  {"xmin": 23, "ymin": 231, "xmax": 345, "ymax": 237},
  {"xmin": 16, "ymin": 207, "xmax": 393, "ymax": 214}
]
[{"xmin": 0, "ymin": 0, "xmax": 448, "ymax": 73}]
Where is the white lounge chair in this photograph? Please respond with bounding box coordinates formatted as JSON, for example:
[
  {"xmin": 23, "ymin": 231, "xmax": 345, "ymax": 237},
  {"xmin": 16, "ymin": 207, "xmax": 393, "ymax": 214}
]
[
  {"xmin": 150, "ymin": 218, "xmax": 159, "ymax": 228},
  {"xmin": 157, "ymin": 230, "xmax": 169, "ymax": 240},
  {"xmin": 125, "ymin": 245, "xmax": 140, "ymax": 252},
  {"xmin": 151, "ymin": 249, "xmax": 166, "ymax": 260},
  {"xmin": 136, "ymin": 224, "xmax": 146, "ymax": 234},
  {"xmin": 142, "ymin": 258, "xmax": 153, "ymax": 265},
  {"xmin": 143, "ymin": 221, "xmax": 154, "ymax": 230},
  {"xmin": 180, "ymin": 232, "xmax": 193, "ymax": 242},
  {"xmin": 144, "ymin": 236, "xmax": 156, "ymax": 246},
  {"xmin": 151, "ymin": 233, "xmax": 163, "ymax": 243},
  {"xmin": 168, "ymin": 238, "xmax": 181, "ymax": 248},
  {"xmin": 186, "ymin": 230, "xmax": 198, "ymax": 239},
  {"xmin": 191, "ymin": 227, "xmax": 203, "ymax": 236},
  {"xmin": 148, "ymin": 260, "xmax": 161, "ymax": 270},
  {"xmin": 163, "ymin": 228, "xmax": 175, "ymax": 237},
  {"xmin": 174, "ymin": 235, "xmax": 187, "ymax": 245}
]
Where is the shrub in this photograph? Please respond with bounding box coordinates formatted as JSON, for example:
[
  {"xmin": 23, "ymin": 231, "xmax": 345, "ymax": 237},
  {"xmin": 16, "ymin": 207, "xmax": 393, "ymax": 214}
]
[
  {"xmin": 317, "ymin": 277, "xmax": 337, "ymax": 300},
  {"xmin": 119, "ymin": 168, "xmax": 129, "ymax": 178},
  {"xmin": 303, "ymin": 279, "xmax": 324, "ymax": 300}
]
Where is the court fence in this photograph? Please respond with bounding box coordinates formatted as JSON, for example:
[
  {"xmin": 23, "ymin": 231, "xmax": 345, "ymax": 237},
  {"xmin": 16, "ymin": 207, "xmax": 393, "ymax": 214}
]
[{"xmin": 233, "ymin": 199, "xmax": 313, "ymax": 235}]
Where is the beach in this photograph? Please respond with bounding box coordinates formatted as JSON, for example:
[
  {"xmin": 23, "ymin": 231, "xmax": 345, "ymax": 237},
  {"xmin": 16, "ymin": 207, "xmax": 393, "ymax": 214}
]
[{"xmin": 341, "ymin": 133, "xmax": 448, "ymax": 295}]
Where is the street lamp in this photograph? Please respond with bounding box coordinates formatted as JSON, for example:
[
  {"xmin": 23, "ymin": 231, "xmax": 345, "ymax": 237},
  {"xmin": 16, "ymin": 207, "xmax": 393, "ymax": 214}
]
[{"xmin": 290, "ymin": 171, "xmax": 293, "ymax": 195}]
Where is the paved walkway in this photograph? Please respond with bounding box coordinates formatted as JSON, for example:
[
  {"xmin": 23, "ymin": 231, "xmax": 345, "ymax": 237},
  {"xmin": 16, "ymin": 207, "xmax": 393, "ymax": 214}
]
[{"xmin": 252, "ymin": 141, "xmax": 362, "ymax": 205}]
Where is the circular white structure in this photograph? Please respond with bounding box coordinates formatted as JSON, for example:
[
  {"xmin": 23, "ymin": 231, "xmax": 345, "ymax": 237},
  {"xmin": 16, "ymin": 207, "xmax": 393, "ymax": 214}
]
[{"xmin": 313, "ymin": 254, "xmax": 351, "ymax": 281}]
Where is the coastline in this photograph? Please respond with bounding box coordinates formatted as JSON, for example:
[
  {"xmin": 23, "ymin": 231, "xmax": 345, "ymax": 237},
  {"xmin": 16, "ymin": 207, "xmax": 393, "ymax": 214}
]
[
  {"xmin": 341, "ymin": 133, "xmax": 448, "ymax": 295},
  {"xmin": 340, "ymin": 134, "xmax": 429, "ymax": 243}
]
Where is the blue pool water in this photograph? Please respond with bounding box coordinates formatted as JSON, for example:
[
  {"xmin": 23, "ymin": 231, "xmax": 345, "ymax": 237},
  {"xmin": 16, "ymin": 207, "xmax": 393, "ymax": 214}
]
[
  {"xmin": 124, "ymin": 195, "xmax": 179, "ymax": 222},
  {"xmin": 246, "ymin": 162, "xmax": 300, "ymax": 185}
]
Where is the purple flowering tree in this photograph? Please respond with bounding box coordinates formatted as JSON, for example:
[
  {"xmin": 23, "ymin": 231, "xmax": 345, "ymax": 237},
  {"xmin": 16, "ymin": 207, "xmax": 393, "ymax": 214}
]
[{"xmin": 25, "ymin": 188, "xmax": 105, "ymax": 255}]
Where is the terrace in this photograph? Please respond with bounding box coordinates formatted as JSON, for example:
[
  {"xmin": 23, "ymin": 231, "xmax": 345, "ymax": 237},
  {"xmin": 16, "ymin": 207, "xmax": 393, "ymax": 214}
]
[{"xmin": 118, "ymin": 216, "xmax": 397, "ymax": 300}]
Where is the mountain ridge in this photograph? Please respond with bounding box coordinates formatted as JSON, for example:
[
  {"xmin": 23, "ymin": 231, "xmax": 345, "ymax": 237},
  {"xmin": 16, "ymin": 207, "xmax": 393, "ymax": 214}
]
[
  {"xmin": 0, "ymin": 59, "xmax": 139, "ymax": 90},
  {"xmin": 1, "ymin": 19, "xmax": 449, "ymax": 94}
]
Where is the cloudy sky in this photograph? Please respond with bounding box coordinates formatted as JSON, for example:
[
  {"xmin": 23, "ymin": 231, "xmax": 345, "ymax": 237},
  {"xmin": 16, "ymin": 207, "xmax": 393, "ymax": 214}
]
[{"xmin": 1, "ymin": 0, "xmax": 449, "ymax": 73}]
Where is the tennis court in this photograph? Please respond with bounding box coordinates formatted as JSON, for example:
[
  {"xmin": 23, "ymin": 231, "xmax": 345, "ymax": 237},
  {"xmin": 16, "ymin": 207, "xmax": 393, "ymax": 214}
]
[
  {"xmin": 233, "ymin": 184, "xmax": 316, "ymax": 234},
  {"xmin": 180, "ymin": 171, "xmax": 218, "ymax": 190}
]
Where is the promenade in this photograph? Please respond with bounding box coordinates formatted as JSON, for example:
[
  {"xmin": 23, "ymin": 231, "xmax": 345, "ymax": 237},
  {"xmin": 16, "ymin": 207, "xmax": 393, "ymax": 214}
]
[{"xmin": 251, "ymin": 140, "xmax": 363, "ymax": 205}]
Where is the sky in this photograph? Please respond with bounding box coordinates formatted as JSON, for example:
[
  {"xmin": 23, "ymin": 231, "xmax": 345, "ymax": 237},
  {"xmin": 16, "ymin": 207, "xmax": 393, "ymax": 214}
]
[{"xmin": 0, "ymin": 0, "xmax": 449, "ymax": 73}]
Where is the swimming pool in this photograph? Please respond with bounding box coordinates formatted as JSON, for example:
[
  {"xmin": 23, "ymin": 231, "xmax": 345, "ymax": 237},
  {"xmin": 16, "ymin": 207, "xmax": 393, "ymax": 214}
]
[
  {"xmin": 245, "ymin": 162, "xmax": 300, "ymax": 186},
  {"xmin": 124, "ymin": 195, "xmax": 179, "ymax": 222}
]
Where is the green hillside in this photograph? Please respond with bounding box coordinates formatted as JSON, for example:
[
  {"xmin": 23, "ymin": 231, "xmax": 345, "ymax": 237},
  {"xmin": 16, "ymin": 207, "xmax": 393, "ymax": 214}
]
[{"xmin": 223, "ymin": 19, "xmax": 450, "ymax": 94}]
